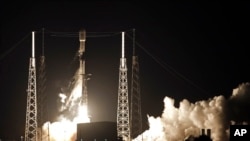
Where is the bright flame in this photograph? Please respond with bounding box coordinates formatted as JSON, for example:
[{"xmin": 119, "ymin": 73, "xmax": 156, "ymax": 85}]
[
  {"xmin": 42, "ymin": 69, "xmax": 90, "ymax": 141},
  {"xmin": 74, "ymin": 104, "xmax": 90, "ymax": 123},
  {"xmin": 42, "ymin": 119, "xmax": 76, "ymax": 141}
]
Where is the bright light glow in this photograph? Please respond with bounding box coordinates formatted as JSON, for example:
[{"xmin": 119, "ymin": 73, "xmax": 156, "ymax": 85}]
[
  {"xmin": 42, "ymin": 68, "xmax": 90, "ymax": 141},
  {"xmin": 74, "ymin": 104, "xmax": 90, "ymax": 123},
  {"xmin": 59, "ymin": 93, "xmax": 67, "ymax": 103},
  {"xmin": 43, "ymin": 119, "xmax": 76, "ymax": 141}
]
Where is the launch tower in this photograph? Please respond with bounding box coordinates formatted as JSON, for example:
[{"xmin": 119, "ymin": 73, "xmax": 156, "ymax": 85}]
[
  {"xmin": 25, "ymin": 31, "xmax": 38, "ymax": 141},
  {"xmin": 117, "ymin": 32, "xmax": 130, "ymax": 141}
]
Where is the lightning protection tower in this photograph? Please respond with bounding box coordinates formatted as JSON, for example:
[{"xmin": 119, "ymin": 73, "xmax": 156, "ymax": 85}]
[
  {"xmin": 117, "ymin": 32, "xmax": 130, "ymax": 141},
  {"xmin": 25, "ymin": 31, "xmax": 38, "ymax": 141},
  {"xmin": 37, "ymin": 28, "xmax": 47, "ymax": 141},
  {"xmin": 130, "ymin": 29, "xmax": 142, "ymax": 139}
]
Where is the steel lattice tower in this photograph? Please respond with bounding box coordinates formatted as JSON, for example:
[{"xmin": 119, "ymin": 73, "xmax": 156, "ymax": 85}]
[
  {"xmin": 117, "ymin": 32, "xmax": 130, "ymax": 141},
  {"xmin": 37, "ymin": 28, "xmax": 47, "ymax": 141},
  {"xmin": 25, "ymin": 31, "xmax": 38, "ymax": 141},
  {"xmin": 130, "ymin": 29, "xmax": 142, "ymax": 139}
]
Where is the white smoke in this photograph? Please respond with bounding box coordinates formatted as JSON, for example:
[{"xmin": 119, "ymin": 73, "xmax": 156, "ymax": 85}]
[
  {"xmin": 228, "ymin": 82, "xmax": 250, "ymax": 123},
  {"xmin": 41, "ymin": 69, "xmax": 249, "ymax": 141},
  {"xmin": 41, "ymin": 68, "xmax": 90, "ymax": 141},
  {"xmin": 134, "ymin": 82, "xmax": 250, "ymax": 141}
]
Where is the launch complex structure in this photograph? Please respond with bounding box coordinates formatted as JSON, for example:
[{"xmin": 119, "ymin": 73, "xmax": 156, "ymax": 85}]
[{"xmin": 24, "ymin": 29, "xmax": 142, "ymax": 141}]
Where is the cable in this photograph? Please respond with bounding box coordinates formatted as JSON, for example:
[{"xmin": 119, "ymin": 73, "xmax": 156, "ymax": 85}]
[
  {"xmin": 126, "ymin": 33, "xmax": 211, "ymax": 97},
  {"xmin": 0, "ymin": 32, "xmax": 31, "ymax": 61},
  {"xmin": 1, "ymin": 28, "xmax": 210, "ymax": 96},
  {"xmin": 48, "ymin": 30, "xmax": 121, "ymax": 38},
  {"xmin": 42, "ymin": 28, "xmax": 45, "ymax": 56}
]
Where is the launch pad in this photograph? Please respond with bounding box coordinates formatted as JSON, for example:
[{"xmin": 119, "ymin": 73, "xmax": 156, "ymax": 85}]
[
  {"xmin": 77, "ymin": 121, "xmax": 119, "ymax": 141},
  {"xmin": 24, "ymin": 29, "xmax": 142, "ymax": 141}
]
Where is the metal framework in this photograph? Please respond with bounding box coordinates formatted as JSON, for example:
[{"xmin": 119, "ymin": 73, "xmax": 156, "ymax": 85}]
[
  {"xmin": 37, "ymin": 28, "xmax": 47, "ymax": 141},
  {"xmin": 25, "ymin": 31, "xmax": 38, "ymax": 141},
  {"xmin": 117, "ymin": 32, "xmax": 130, "ymax": 141},
  {"xmin": 130, "ymin": 29, "xmax": 142, "ymax": 139}
]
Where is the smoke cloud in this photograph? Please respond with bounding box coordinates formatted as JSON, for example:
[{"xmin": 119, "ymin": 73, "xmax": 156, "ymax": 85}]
[
  {"xmin": 228, "ymin": 82, "xmax": 250, "ymax": 123},
  {"xmin": 41, "ymin": 68, "xmax": 90, "ymax": 141},
  {"xmin": 134, "ymin": 82, "xmax": 250, "ymax": 141},
  {"xmin": 41, "ymin": 73, "xmax": 249, "ymax": 141}
]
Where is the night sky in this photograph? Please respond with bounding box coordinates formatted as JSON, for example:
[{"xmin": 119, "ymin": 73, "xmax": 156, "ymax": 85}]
[{"xmin": 1, "ymin": 1, "xmax": 249, "ymax": 140}]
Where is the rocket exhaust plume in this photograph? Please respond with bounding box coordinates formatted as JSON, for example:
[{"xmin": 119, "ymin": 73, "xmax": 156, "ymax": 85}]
[
  {"xmin": 41, "ymin": 68, "xmax": 90, "ymax": 141},
  {"xmin": 41, "ymin": 29, "xmax": 90, "ymax": 141},
  {"xmin": 133, "ymin": 82, "xmax": 250, "ymax": 141}
]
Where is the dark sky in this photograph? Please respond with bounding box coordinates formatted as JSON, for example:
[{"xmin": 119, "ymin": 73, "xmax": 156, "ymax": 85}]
[{"xmin": 1, "ymin": 1, "xmax": 249, "ymax": 140}]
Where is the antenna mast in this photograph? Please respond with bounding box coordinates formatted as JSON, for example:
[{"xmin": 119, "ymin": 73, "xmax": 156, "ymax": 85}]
[{"xmin": 25, "ymin": 31, "xmax": 38, "ymax": 141}]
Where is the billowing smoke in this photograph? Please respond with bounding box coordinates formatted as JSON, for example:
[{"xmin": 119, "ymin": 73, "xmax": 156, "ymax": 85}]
[
  {"xmin": 41, "ymin": 68, "xmax": 249, "ymax": 141},
  {"xmin": 228, "ymin": 82, "xmax": 250, "ymax": 123},
  {"xmin": 134, "ymin": 82, "xmax": 250, "ymax": 141},
  {"xmin": 41, "ymin": 69, "xmax": 90, "ymax": 141}
]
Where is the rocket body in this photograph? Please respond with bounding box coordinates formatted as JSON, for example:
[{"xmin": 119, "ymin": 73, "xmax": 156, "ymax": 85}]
[
  {"xmin": 79, "ymin": 29, "xmax": 86, "ymax": 56},
  {"xmin": 79, "ymin": 29, "xmax": 87, "ymax": 106}
]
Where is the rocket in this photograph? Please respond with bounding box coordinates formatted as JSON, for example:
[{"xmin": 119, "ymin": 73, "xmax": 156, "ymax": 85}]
[
  {"xmin": 79, "ymin": 29, "xmax": 87, "ymax": 106},
  {"xmin": 79, "ymin": 29, "xmax": 86, "ymax": 58}
]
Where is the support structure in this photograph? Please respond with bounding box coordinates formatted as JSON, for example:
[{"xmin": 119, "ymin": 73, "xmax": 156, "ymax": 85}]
[
  {"xmin": 130, "ymin": 29, "xmax": 142, "ymax": 139},
  {"xmin": 117, "ymin": 32, "xmax": 130, "ymax": 141},
  {"xmin": 37, "ymin": 28, "xmax": 47, "ymax": 141},
  {"xmin": 25, "ymin": 31, "xmax": 38, "ymax": 141}
]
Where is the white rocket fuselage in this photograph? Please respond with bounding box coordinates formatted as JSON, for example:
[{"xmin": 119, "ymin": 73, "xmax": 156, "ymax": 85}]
[{"xmin": 79, "ymin": 29, "xmax": 87, "ymax": 106}]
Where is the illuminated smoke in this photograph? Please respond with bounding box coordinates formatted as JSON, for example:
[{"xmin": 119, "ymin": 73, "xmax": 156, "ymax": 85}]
[
  {"xmin": 134, "ymin": 82, "xmax": 250, "ymax": 141},
  {"xmin": 41, "ymin": 68, "xmax": 249, "ymax": 141},
  {"xmin": 228, "ymin": 82, "xmax": 250, "ymax": 123},
  {"xmin": 42, "ymin": 69, "xmax": 90, "ymax": 141}
]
